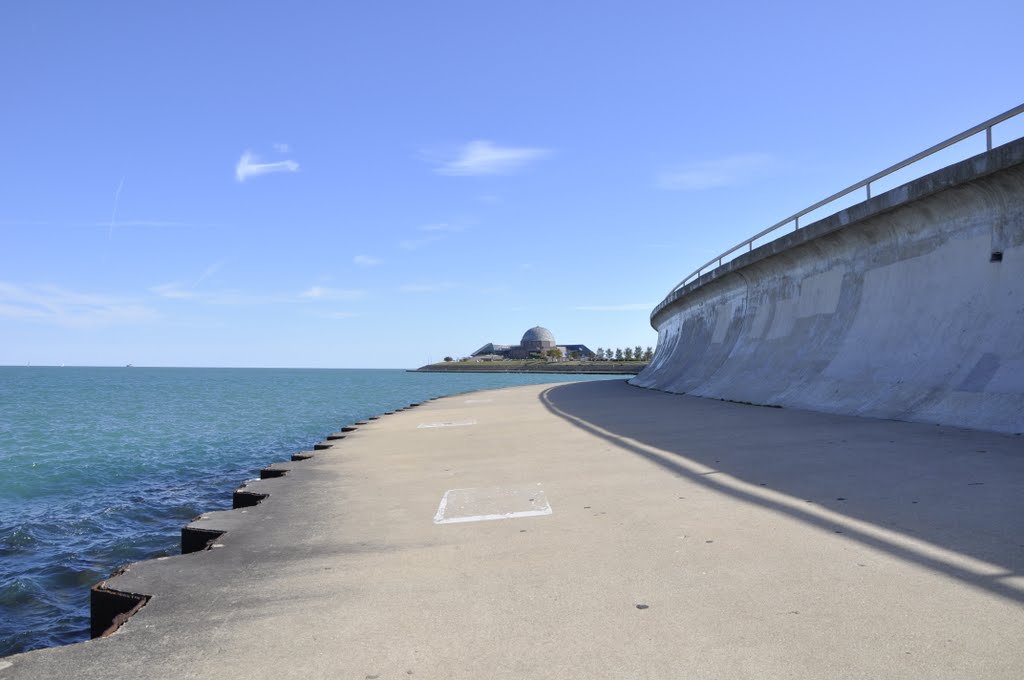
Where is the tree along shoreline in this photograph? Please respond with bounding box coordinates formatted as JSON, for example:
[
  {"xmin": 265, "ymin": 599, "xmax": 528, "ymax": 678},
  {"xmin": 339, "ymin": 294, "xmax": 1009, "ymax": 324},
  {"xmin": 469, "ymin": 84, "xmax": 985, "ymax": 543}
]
[{"xmin": 412, "ymin": 360, "xmax": 646, "ymax": 375}]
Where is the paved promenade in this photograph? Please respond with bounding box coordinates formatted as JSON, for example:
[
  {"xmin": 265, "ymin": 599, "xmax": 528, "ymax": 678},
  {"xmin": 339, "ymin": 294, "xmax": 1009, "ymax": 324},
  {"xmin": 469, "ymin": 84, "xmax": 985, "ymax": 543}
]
[{"xmin": 3, "ymin": 380, "xmax": 1022, "ymax": 679}]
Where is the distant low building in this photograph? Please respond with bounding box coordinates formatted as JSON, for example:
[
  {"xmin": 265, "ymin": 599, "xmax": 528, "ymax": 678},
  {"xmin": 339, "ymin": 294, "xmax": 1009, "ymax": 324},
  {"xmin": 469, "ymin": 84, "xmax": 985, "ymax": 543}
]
[{"xmin": 471, "ymin": 326, "xmax": 595, "ymax": 360}]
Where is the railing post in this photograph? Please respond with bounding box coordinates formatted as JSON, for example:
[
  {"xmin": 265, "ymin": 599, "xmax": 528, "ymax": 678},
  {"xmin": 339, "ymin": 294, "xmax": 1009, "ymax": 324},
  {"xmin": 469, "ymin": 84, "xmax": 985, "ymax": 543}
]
[
  {"xmin": 866, "ymin": 182, "xmax": 871, "ymax": 200},
  {"xmin": 987, "ymin": 126, "xmax": 993, "ymax": 151},
  {"xmin": 795, "ymin": 216, "xmax": 800, "ymax": 231}
]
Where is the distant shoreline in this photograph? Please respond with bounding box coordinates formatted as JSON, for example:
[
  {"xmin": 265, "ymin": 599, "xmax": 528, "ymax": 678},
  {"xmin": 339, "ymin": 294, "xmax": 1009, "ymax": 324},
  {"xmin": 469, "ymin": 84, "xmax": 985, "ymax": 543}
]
[{"xmin": 412, "ymin": 361, "xmax": 645, "ymax": 375}]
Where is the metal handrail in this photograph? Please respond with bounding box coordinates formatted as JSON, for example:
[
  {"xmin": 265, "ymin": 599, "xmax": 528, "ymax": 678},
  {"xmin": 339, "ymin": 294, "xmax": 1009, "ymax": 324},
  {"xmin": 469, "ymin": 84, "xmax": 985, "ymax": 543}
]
[{"xmin": 667, "ymin": 102, "xmax": 1024, "ymax": 297}]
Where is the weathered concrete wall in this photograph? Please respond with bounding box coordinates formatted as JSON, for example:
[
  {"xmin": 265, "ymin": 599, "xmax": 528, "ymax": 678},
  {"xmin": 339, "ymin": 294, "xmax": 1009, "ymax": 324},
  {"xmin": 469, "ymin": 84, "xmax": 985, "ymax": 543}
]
[{"xmin": 632, "ymin": 139, "xmax": 1024, "ymax": 433}]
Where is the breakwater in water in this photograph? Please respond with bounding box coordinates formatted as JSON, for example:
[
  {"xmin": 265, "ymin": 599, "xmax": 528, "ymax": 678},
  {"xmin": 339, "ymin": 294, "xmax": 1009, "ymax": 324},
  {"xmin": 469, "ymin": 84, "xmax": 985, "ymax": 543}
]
[{"xmin": 0, "ymin": 367, "xmax": 619, "ymax": 657}]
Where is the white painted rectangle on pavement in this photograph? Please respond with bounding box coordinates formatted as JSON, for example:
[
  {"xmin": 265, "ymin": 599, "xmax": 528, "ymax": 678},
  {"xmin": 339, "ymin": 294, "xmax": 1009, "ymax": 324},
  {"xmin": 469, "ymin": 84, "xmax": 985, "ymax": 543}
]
[
  {"xmin": 433, "ymin": 483, "xmax": 552, "ymax": 524},
  {"xmin": 417, "ymin": 420, "xmax": 477, "ymax": 429},
  {"xmin": 464, "ymin": 398, "xmax": 493, "ymax": 404}
]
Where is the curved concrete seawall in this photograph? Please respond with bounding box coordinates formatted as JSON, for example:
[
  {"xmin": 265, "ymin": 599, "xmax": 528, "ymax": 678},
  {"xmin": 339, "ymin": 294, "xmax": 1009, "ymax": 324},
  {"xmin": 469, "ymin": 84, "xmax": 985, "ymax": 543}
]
[{"xmin": 632, "ymin": 139, "xmax": 1024, "ymax": 433}]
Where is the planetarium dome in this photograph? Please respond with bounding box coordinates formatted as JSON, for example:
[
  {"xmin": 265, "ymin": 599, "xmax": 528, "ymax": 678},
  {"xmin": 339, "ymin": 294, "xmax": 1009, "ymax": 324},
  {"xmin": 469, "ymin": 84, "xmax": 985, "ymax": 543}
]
[{"xmin": 521, "ymin": 326, "xmax": 556, "ymax": 350}]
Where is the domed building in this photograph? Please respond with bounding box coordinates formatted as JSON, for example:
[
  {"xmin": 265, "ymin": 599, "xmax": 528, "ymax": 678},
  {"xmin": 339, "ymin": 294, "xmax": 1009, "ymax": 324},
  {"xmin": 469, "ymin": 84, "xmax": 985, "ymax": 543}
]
[
  {"xmin": 519, "ymin": 326, "xmax": 556, "ymax": 353},
  {"xmin": 471, "ymin": 326, "xmax": 594, "ymax": 361}
]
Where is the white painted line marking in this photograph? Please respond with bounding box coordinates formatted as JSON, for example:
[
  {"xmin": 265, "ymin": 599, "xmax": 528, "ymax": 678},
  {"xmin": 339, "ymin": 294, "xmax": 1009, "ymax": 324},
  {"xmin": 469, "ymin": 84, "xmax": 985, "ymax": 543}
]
[
  {"xmin": 464, "ymin": 398, "xmax": 494, "ymax": 404},
  {"xmin": 433, "ymin": 483, "xmax": 552, "ymax": 524},
  {"xmin": 417, "ymin": 420, "xmax": 477, "ymax": 429}
]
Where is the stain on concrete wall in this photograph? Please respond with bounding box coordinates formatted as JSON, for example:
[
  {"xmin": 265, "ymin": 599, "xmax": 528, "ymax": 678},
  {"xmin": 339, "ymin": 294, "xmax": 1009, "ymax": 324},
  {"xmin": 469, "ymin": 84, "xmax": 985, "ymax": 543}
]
[{"xmin": 634, "ymin": 140, "xmax": 1024, "ymax": 434}]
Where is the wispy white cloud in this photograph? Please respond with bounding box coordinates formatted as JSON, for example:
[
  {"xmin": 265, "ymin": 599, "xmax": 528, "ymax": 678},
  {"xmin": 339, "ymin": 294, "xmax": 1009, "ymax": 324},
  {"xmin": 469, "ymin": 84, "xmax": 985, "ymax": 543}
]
[
  {"xmin": 419, "ymin": 222, "xmax": 467, "ymax": 233},
  {"xmin": 0, "ymin": 281, "xmax": 156, "ymax": 326},
  {"xmin": 150, "ymin": 283, "xmax": 287, "ymax": 305},
  {"xmin": 433, "ymin": 140, "xmax": 551, "ymax": 176},
  {"xmin": 148, "ymin": 277, "xmax": 367, "ymax": 306},
  {"xmin": 299, "ymin": 286, "xmax": 366, "ymax": 300},
  {"xmin": 399, "ymin": 282, "xmax": 459, "ymax": 293},
  {"xmin": 74, "ymin": 220, "xmax": 197, "ymax": 228},
  {"xmin": 4, "ymin": 218, "xmax": 202, "ymax": 228},
  {"xmin": 353, "ymin": 254, "xmax": 382, "ymax": 267},
  {"xmin": 657, "ymin": 153, "xmax": 775, "ymax": 191},
  {"xmin": 150, "ymin": 282, "xmax": 198, "ymax": 300},
  {"xmin": 400, "ymin": 221, "xmax": 471, "ymax": 250},
  {"xmin": 573, "ymin": 303, "xmax": 653, "ymax": 312},
  {"xmin": 273, "ymin": 142, "xmax": 291, "ymax": 154},
  {"xmin": 235, "ymin": 149, "xmax": 300, "ymax": 182},
  {"xmin": 399, "ymin": 234, "xmax": 445, "ymax": 250}
]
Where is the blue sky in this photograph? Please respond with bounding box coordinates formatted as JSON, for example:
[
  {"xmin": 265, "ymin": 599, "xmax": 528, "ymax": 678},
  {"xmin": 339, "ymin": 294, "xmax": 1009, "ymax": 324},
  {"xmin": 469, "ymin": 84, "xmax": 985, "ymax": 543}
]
[{"xmin": 2, "ymin": 1, "xmax": 1022, "ymax": 368}]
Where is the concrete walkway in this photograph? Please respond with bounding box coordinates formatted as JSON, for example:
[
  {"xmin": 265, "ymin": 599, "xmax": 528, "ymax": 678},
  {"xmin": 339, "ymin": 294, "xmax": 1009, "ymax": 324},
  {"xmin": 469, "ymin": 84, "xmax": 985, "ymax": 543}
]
[{"xmin": 3, "ymin": 380, "xmax": 1023, "ymax": 679}]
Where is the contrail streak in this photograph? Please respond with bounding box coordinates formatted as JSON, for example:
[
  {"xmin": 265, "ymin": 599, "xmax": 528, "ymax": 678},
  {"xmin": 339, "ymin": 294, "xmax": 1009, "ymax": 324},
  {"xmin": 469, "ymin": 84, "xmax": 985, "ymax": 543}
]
[
  {"xmin": 108, "ymin": 176, "xmax": 125, "ymax": 239},
  {"xmin": 191, "ymin": 260, "xmax": 224, "ymax": 288}
]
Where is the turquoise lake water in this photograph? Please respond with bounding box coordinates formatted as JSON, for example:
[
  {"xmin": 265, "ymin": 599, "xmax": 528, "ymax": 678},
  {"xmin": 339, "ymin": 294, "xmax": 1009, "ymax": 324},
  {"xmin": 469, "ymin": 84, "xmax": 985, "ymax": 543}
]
[{"xmin": 0, "ymin": 367, "xmax": 622, "ymax": 657}]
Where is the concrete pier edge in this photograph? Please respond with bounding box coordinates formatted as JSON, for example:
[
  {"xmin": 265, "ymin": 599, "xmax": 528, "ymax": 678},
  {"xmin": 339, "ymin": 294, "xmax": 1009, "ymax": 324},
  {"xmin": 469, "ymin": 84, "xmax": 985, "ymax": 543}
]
[
  {"xmin": 81, "ymin": 387, "xmax": 499, "ymax": 642},
  {"xmin": 3, "ymin": 379, "xmax": 1020, "ymax": 678}
]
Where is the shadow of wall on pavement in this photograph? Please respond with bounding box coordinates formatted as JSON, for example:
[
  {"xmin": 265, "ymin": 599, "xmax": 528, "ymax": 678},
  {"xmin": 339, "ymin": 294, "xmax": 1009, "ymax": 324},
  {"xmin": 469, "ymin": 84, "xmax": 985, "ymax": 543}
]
[{"xmin": 541, "ymin": 380, "xmax": 1024, "ymax": 605}]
